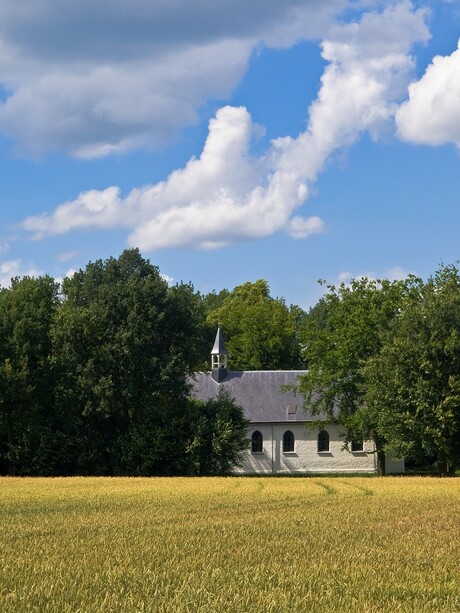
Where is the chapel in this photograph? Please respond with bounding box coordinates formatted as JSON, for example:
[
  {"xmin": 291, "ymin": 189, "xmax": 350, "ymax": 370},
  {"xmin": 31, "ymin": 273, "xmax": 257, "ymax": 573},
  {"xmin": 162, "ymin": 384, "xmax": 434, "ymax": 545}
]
[{"xmin": 191, "ymin": 328, "xmax": 404, "ymax": 475}]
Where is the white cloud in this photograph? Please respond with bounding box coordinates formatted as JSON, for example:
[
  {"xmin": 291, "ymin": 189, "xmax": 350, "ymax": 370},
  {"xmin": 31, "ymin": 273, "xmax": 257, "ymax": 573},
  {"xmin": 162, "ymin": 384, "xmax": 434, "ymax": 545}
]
[
  {"xmin": 396, "ymin": 41, "xmax": 460, "ymax": 147},
  {"xmin": 0, "ymin": 0, "xmax": 345, "ymax": 158},
  {"xmin": 307, "ymin": 1, "xmax": 429, "ymax": 152},
  {"xmin": 336, "ymin": 270, "xmax": 359, "ymax": 285},
  {"xmin": 161, "ymin": 273, "xmax": 174, "ymax": 287},
  {"xmin": 19, "ymin": 104, "xmax": 326, "ymax": 248},
  {"xmin": 0, "ymin": 260, "xmax": 43, "ymax": 287},
  {"xmin": 23, "ymin": 186, "xmax": 126, "ymax": 238},
  {"xmin": 287, "ymin": 216, "xmax": 325, "ymax": 239},
  {"xmin": 20, "ymin": 2, "xmax": 429, "ymax": 251},
  {"xmin": 385, "ymin": 266, "xmax": 417, "ymax": 281},
  {"xmin": 56, "ymin": 250, "xmax": 81, "ymax": 263},
  {"xmin": 335, "ymin": 266, "xmax": 417, "ymax": 286},
  {"xmin": 64, "ymin": 268, "xmax": 77, "ymax": 279}
]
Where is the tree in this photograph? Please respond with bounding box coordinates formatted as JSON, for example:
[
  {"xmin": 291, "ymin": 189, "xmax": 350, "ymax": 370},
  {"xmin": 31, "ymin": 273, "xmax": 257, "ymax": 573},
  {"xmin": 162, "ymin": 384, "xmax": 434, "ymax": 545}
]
[
  {"xmin": 366, "ymin": 264, "xmax": 460, "ymax": 474},
  {"xmin": 207, "ymin": 280, "xmax": 306, "ymax": 370},
  {"xmin": 201, "ymin": 288, "xmax": 230, "ymax": 313},
  {"xmin": 185, "ymin": 388, "xmax": 249, "ymax": 475},
  {"xmin": 0, "ymin": 276, "xmax": 59, "ymax": 475},
  {"xmin": 53, "ymin": 249, "xmax": 206, "ymax": 475},
  {"xmin": 167, "ymin": 282, "xmax": 212, "ymax": 372},
  {"xmin": 299, "ymin": 277, "xmax": 416, "ymax": 475}
]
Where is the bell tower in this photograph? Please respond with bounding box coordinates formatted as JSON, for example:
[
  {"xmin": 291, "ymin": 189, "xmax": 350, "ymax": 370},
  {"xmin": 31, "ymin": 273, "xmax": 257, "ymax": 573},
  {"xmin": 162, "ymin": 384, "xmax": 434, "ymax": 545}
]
[{"xmin": 211, "ymin": 327, "xmax": 228, "ymax": 383}]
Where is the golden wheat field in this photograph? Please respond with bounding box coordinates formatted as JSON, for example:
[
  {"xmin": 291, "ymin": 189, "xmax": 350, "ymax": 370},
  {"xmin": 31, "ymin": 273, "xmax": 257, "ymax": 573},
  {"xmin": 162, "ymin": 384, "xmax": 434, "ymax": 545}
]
[{"xmin": 0, "ymin": 477, "xmax": 459, "ymax": 613}]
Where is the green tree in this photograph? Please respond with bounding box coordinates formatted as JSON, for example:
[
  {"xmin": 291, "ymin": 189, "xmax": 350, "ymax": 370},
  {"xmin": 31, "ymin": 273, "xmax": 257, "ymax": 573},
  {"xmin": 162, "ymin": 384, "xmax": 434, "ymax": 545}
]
[
  {"xmin": 185, "ymin": 388, "xmax": 249, "ymax": 475},
  {"xmin": 299, "ymin": 277, "xmax": 416, "ymax": 474},
  {"xmin": 167, "ymin": 282, "xmax": 211, "ymax": 372},
  {"xmin": 0, "ymin": 276, "xmax": 59, "ymax": 475},
  {"xmin": 366, "ymin": 265, "xmax": 460, "ymax": 474},
  {"xmin": 53, "ymin": 249, "xmax": 206, "ymax": 475},
  {"xmin": 201, "ymin": 288, "xmax": 230, "ymax": 313},
  {"xmin": 207, "ymin": 280, "xmax": 305, "ymax": 370}
]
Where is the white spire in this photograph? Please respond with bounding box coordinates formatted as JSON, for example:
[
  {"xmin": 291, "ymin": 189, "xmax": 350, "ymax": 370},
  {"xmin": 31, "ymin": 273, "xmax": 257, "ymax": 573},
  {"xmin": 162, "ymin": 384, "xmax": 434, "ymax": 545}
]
[
  {"xmin": 211, "ymin": 327, "xmax": 228, "ymax": 381},
  {"xmin": 211, "ymin": 326, "xmax": 227, "ymax": 356}
]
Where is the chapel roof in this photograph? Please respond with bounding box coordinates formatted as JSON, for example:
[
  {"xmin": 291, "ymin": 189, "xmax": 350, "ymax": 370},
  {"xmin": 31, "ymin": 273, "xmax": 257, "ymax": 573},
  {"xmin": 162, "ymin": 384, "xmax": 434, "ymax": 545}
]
[{"xmin": 190, "ymin": 370, "xmax": 314, "ymax": 423}]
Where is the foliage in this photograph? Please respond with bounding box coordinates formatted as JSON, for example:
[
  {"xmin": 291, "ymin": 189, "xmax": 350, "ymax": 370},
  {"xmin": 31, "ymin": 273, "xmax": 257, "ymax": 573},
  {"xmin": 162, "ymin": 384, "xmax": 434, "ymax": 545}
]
[
  {"xmin": 185, "ymin": 388, "xmax": 249, "ymax": 475},
  {"xmin": 301, "ymin": 266, "xmax": 460, "ymax": 474},
  {"xmin": 0, "ymin": 250, "xmax": 252, "ymax": 476},
  {"xmin": 299, "ymin": 277, "xmax": 418, "ymax": 474},
  {"xmin": 52, "ymin": 249, "xmax": 207, "ymax": 475},
  {"xmin": 1, "ymin": 477, "xmax": 460, "ymax": 612},
  {"xmin": 366, "ymin": 264, "xmax": 460, "ymax": 474},
  {"xmin": 2, "ymin": 252, "xmax": 460, "ymax": 476},
  {"xmin": 201, "ymin": 288, "xmax": 230, "ymax": 313},
  {"xmin": 206, "ymin": 279, "xmax": 306, "ymax": 370},
  {"xmin": 0, "ymin": 276, "xmax": 59, "ymax": 475}
]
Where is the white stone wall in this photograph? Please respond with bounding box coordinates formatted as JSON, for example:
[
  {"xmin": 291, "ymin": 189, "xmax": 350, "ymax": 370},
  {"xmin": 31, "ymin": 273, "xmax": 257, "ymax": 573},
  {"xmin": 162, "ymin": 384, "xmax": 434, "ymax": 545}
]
[{"xmin": 234, "ymin": 423, "xmax": 403, "ymax": 475}]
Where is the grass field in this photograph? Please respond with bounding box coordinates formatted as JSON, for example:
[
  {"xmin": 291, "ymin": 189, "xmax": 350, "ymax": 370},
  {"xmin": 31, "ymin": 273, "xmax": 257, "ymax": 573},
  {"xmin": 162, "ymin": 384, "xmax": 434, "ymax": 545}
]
[{"xmin": 1, "ymin": 477, "xmax": 459, "ymax": 612}]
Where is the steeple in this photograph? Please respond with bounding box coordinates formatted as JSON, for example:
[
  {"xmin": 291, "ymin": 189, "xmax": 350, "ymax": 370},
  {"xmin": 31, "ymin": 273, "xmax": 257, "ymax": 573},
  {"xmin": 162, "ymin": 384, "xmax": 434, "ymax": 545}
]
[{"xmin": 211, "ymin": 327, "xmax": 228, "ymax": 383}]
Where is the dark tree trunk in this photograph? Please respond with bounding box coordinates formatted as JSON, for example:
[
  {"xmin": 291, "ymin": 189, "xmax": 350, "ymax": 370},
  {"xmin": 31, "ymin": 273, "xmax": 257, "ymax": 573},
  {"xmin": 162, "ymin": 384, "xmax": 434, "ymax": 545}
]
[
  {"xmin": 377, "ymin": 448, "xmax": 386, "ymax": 476},
  {"xmin": 373, "ymin": 433, "xmax": 386, "ymax": 476},
  {"xmin": 437, "ymin": 458, "xmax": 456, "ymax": 477}
]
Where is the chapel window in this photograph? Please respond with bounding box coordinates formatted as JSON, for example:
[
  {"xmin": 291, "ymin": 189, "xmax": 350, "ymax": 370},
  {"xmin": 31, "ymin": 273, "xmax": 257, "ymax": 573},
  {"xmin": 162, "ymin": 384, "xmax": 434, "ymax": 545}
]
[
  {"xmin": 251, "ymin": 431, "xmax": 263, "ymax": 454},
  {"xmin": 317, "ymin": 430, "xmax": 330, "ymax": 453},
  {"xmin": 351, "ymin": 439, "xmax": 364, "ymax": 452},
  {"xmin": 283, "ymin": 430, "xmax": 295, "ymax": 453}
]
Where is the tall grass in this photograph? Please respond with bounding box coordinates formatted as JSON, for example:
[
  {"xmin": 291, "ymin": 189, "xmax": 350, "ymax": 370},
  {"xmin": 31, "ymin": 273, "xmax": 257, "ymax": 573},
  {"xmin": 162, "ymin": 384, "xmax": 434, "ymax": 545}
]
[{"xmin": 1, "ymin": 477, "xmax": 459, "ymax": 612}]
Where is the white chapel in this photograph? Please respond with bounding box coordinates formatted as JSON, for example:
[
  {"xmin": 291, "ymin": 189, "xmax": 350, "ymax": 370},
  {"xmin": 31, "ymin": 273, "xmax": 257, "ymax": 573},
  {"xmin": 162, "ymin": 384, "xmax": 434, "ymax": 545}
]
[{"xmin": 191, "ymin": 328, "xmax": 404, "ymax": 475}]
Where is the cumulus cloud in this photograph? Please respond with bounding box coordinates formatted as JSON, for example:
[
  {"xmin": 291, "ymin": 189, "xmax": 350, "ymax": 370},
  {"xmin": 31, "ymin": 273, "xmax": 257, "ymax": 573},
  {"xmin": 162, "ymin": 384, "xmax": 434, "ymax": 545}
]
[
  {"xmin": 23, "ymin": 186, "xmax": 127, "ymax": 238},
  {"xmin": 287, "ymin": 216, "xmax": 325, "ymax": 239},
  {"xmin": 396, "ymin": 41, "xmax": 460, "ymax": 147},
  {"xmin": 304, "ymin": 0, "xmax": 429, "ymax": 158},
  {"xmin": 0, "ymin": 260, "xmax": 43, "ymax": 287},
  {"xmin": 20, "ymin": 1, "xmax": 429, "ymax": 251},
  {"xmin": 0, "ymin": 0, "xmax": 344, "ymax": 158}
]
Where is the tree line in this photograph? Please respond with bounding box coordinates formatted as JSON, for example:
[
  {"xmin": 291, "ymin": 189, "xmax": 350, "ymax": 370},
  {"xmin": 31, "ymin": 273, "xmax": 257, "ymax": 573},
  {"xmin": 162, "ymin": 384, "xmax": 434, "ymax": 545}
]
[
  {"xmin": 300, "ymin": 265, "xmax": 460, "ymax": 475},
  {"xmin": 0, "ymin": 249, "xmax": 305, "ymax": 476},
  {"xmin": 1, "ymin": 248, "xmax": 459, "ymax": 475}
]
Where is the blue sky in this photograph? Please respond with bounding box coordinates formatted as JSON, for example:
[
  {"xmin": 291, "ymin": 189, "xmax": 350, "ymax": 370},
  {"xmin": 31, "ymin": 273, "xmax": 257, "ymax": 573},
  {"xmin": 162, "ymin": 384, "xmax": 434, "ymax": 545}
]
[{"xmin": 1, "ymin": 0, "xmax": 460, "ymax": 307}]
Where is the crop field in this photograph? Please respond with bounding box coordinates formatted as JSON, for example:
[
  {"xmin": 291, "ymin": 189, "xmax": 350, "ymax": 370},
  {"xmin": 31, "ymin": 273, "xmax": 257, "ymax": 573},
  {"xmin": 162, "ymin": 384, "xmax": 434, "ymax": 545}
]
[{"xmin": 0, "ymin": 477, "xmax": 459, "ymax": 612}]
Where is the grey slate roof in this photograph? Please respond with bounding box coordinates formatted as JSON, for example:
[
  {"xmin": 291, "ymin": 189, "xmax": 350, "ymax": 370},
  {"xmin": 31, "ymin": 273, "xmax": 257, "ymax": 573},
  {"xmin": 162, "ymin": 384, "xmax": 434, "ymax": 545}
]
[{"xmin": 190, "ymin": 370, "xmax": 314, "ymax": 423}]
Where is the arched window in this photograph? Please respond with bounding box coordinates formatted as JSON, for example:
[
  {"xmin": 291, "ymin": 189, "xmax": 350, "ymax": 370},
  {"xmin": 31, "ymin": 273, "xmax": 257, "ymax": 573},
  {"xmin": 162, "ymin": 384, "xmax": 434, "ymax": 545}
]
[
  {"xmin": 318, "ymin": 430, "xmax": 330, "ymax": 453},
  {"xmin": 251, "ymin": 431, "xmax": 263, "ymax": 453},
  {"xmin": 283, "ymin": 430, "xmax": 295, "ymax": 453}
]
